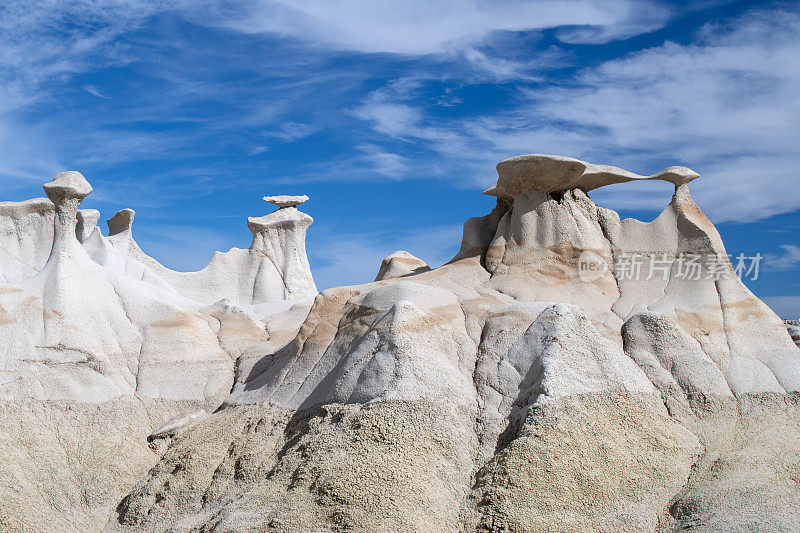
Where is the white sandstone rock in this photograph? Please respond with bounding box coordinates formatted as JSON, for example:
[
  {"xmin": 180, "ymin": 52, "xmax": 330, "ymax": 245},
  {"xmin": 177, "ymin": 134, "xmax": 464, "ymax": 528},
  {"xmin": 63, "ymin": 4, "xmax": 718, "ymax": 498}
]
[
  {"xmin": 263, "ymin": 194, "xmax": 309, "ymax": 208},
  {"xmin": 0, "ymin": 172, "xmax": 317, "ymax": 407},
  {"xmin": 0, "ymin": 197, "xmax": 54, "ymax": 283},
  {"xmin": 109, "ymin": 202, "xmax": 318, "ymax": 306},
  {"xmin": 107, "ymin": 208, "xmax": 135, "ymax": 236},
  {"xmin": 181, "ymin": 153, "xmax": 798, "ymax": 532},
  {"xmin": 76, "ymin": 208, "xmax": 101, "ymax": 242}
]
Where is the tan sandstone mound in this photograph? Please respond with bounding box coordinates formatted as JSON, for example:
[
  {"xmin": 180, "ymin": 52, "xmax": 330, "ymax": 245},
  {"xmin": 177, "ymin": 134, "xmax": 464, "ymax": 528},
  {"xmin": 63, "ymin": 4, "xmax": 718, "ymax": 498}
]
[{"xmin": 374, "ymin": 250, "xmax": 431, "ymax": 280}]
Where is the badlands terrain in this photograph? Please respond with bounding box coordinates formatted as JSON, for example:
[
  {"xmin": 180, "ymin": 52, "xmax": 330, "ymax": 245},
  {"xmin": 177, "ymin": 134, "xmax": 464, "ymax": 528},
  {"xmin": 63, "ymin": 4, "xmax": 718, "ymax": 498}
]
[{"xmin": 1, "ymin": 155, "xmax": 799, "ymax": 532}]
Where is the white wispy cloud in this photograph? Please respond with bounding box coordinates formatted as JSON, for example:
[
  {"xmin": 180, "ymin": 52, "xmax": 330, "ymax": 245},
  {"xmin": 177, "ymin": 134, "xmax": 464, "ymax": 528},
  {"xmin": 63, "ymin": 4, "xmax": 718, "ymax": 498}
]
[
  {"xmin": 354, "ymin": 100, "xmax": 422, "ymax": 138},
  {"xmin": 83, "ymin": 84, "xmax": 109, "ymax": 98},
  {"xmin": 0, "ymin": 1, "xmax": 166, "ymax": 102},
  {"xmin": 189, "ymin": 0, "xmax": 668, "ymax": 55},
  {"xmin": 265, "ymin": 145, "xmax": 411, "ymax": 184},
  {"xmin": 0, "ymin": 0, "xmax": 679, "ymax": 194},
  {"xmin": 554, "ymin": 1, "xmax": 672, "ymax": 44},
  {"xmin": 764, "ymin": 245, "xmax": 800, "ymax": 273},
  {"xmin": 354, "ymin": 144, "xmax": 407, "ymax": 178},
  {"xmin": 0, "ymin": 1, "xmax": 169, "ymax": 182},
  {"xmin": 268, "ymin": 122, "xmax": 318, "ymax": 141},
  {"xmin": 0, "ymin": 2, "xmax": 348, "ymax": 188},
  {"xmin": 354, "ymin": 8, "xmax": 800, "ymax": 222},
  {"xmin": 524, "ymin": 10, "xmax": 800, "ymax": 221}
]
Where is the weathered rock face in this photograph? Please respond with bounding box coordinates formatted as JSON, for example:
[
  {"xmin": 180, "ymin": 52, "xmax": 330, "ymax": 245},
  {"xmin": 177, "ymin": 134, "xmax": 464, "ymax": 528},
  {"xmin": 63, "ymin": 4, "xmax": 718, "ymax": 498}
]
[
  {"xmin": 0, "ymin": 398, "xmax": 201, "ymax": 533},
  {"xmin": 3, "ymin": 156, "xmax": 800, "ymax": 532},
  {"xmin": 0, "ymin": 198, "xmax": 55, "ymax": 283}
]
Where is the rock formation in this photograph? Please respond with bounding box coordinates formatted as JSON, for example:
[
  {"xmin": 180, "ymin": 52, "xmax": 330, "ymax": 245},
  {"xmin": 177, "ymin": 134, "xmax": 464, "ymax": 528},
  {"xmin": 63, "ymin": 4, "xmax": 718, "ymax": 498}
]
[
  {"xmin": 484, "ymin": 153, "xmax": 699, "ymax": 201},
  {"xmin": 2, "ymin": 156, "xmax": 799, "ymax": 532},
  {"xmin": 0, "ymin": 172, "xmax": 316, "ymax": 407},
  {"xmin": 262, "ymin": 194, "xmax": 309, "ymax": 208},
  {"xmin": 0, "ymin": 173, "xmax": 317, "ymax": 531},
  {"xmin": 95, "ymin": 200, "xmax": 317, "ymax": 307},
  {"xmin": 374, "ymin": 250, "xmax": 431, "ymax": 280}
]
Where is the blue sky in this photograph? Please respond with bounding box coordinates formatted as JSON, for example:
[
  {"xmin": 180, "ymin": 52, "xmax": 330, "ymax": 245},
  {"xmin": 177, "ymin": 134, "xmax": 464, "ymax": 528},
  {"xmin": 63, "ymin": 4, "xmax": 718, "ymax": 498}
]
[{"xmin": 1, "ymin": 0, "xmax": 799, "ymax": 317}]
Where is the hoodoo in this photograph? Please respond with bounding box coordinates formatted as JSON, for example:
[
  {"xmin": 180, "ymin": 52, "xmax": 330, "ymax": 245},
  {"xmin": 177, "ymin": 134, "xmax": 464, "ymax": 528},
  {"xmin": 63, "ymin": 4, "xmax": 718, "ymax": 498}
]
[{"xmin": 0, "ymin": 173, "xmax": 319, "ymax": 409}]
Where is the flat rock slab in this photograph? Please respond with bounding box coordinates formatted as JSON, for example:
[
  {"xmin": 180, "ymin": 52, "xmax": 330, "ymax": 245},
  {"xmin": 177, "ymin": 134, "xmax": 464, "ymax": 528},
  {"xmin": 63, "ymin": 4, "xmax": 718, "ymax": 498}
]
[
  {"xmin": 484, "ymin": 154, "xmax": 699, "ymax": 201},
  {"xmin": 263, "ymin": 195, "xmax": 309, "ymax": 208}
]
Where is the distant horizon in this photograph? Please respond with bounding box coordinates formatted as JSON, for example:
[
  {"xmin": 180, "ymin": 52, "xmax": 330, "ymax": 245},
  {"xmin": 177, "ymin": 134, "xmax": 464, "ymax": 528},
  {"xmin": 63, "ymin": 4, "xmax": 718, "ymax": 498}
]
[{"xmin": 2, "ymin": 0, "xmax": 799, "ymax": 317}]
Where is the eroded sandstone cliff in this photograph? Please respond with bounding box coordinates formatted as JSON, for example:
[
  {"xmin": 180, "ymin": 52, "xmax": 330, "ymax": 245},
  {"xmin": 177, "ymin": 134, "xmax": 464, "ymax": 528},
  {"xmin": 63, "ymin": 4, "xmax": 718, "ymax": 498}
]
[{"xmin": 1, "ymin": 156, "xmax": 798, "ymax": 532}]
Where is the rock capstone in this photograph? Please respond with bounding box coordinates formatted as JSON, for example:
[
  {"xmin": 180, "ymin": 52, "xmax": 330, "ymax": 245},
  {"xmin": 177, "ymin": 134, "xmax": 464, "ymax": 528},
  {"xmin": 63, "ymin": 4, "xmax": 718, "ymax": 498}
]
[
  {"xmin": 484, "ymin": 154, "xmax": 699, "ymax": 202},
  {"xmin": 263, "ymin": 195, "xmax": 309, "ymax": 208}
]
